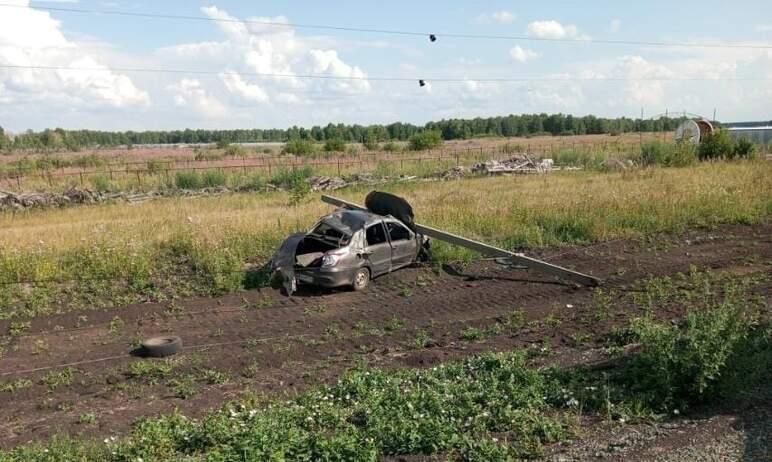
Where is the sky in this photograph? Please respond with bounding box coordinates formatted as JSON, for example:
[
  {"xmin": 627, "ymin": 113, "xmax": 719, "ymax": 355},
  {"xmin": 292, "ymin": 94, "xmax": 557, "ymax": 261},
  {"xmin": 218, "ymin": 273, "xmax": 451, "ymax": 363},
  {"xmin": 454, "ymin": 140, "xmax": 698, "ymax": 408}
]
[{"xmin": 0, "ymin": 0, "xmax": 770, "ymax": 132}]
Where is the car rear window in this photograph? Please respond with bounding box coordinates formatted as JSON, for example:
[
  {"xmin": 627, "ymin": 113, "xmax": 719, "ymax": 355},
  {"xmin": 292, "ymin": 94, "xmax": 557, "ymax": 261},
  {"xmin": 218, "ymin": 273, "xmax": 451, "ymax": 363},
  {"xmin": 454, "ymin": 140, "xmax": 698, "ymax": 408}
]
[
  {"xmin": 310, "ymin": 222, "xmax": 350, "ymax": 246},
  {"xmin": 366, "ymin": 223, "xmax": 388, "ymax": 245}
]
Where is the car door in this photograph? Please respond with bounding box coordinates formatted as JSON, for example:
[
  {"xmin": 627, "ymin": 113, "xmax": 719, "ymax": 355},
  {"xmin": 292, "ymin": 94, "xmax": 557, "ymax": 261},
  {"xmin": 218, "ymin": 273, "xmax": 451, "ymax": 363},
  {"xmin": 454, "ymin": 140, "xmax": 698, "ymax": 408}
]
[
  {"xmin": 386, "ymin": 221, "xmax": 416, "ymax": 269},
  {"xmin": 364, "ymin": 221, "xmax": 391, "ymax": 276}
]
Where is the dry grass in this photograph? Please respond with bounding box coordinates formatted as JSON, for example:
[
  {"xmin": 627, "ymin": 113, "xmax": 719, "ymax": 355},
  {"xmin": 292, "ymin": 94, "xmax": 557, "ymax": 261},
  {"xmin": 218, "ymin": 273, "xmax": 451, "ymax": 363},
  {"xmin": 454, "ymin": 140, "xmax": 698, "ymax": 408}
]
[
  {"xmin": 0, "ymin": 161, "xmax": 769, "ymax": 319},
  {"xmin": 3, "ymin": 160, "xmax": 768, "ymax": 252}
]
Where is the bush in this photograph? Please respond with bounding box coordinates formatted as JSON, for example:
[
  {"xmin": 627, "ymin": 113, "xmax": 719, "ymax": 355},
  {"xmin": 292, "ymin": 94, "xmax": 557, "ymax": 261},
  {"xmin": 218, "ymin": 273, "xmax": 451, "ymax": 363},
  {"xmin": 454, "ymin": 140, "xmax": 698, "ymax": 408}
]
[
  {"xmin": 323, "ymin": 138, "xmax": 346, "ymax": 152},
  {"xmin": 91, "ymin": 174, "xmax": 112, "ymax": 192},
  {"xmin": 283, "ymin": 139, "xmax": 316, "ymax": 156},
  {"xmin": 624, "ymin": 301, "xmax": 754, "ymax": 409},
  {"xmin": 270, "ymin": 166, "xmax": 313, "ymax": 189},
  {"xmin": 382, "ymin": 141, "xmax": 401, "ymax": 152},
  {"xmin": 174, "ymin": 171, "xmax": 202, "ymax": 189},
  {"xmin": 215, "ymin": 140, "xmax": 230, "ymax": 149},
  {"xmin": 72, "ymin": 154, "xmax": 106, "ymax": 169},
  {"xmin": 240, "ymin": 173, "xmax": 264, "ymax": 191},
  {"xmin": 639, "ymin": 141, "xmax": 696, "ymax": 167},
  {"xmin": 146, "ymin": 160, "xmax": 164, "ymax": 174},
  {"xmin": 698, "ymin": 130, "xmax": 734, "ymax": 161},
  {"xmin": 363, "ymin": 139, "xmax": 380, "ymax": 151},
  {"xmin": 194, "ymin": 148, "xmax": 223, "ymax": 161},
  {"xmin": 224, "ymin": 144, "xmax": 246, "ymax": 157},
  {"xmin": 732, "ymin": 138, "xmax": 757, "ymax": 159},
  {"xmin": 408, "ymin": 131, "xmax": 443, "ymax": 151},
  {"xmin": 201, "ymin": 170, "xmax": 226, "ymax": 188}
]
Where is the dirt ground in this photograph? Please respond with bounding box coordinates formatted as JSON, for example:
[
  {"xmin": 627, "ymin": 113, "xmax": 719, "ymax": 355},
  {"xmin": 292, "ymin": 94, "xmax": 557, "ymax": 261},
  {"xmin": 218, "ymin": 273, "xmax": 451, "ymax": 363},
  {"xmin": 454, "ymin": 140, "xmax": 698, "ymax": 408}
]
[{"xmin": 0, "ymin": 223, "xmax": 769, "ymax": 460}]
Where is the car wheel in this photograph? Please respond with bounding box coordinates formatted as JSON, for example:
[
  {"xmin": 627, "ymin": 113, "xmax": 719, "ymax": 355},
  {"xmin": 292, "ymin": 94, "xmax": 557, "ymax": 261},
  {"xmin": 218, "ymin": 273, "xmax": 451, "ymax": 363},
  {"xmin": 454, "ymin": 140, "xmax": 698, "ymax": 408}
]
[{"xmin": 352, "ymin": 268, "xmax": 370, "ymax": 291}]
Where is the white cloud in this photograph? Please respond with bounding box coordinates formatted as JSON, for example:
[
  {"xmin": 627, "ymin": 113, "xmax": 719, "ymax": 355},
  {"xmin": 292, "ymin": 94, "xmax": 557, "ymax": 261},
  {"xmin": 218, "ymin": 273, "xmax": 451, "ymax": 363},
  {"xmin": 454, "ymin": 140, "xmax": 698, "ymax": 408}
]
[
  {"xmin": 157, "ymin": 5, "xmax": 370, "ymax": 113},
  {"xmin": 527, "ymin": 20, "xmax": 589, "ymax": 40},
  {"xmin": 168, "ymin": 78, "xmax": 226, "ymax": 117},
  {"xmin": 220, "ymin": 72, "xmax": 269, "ymax": 104},
  {"xmin": 509, "ymin": 46, "xmax": 540, "ymax": 63},
  {"xmin": 0, "ymin": 0, "xmax": 148, "ymax": 107},
  {"xmin": 610, "ymin": 19, "xmax": 622, "ymax": 33},
  {"xmin": 476, "ymin": 10, "xmax": 515, "ymax": 25}
]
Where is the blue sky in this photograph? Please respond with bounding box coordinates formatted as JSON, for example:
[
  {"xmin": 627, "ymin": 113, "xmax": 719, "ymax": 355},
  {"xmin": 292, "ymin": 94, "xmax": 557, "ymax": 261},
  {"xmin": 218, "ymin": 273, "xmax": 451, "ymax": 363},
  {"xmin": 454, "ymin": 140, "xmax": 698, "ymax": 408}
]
[{"xmin": 0, "ymin": 0, "xmax": 770, "ymax": 131}]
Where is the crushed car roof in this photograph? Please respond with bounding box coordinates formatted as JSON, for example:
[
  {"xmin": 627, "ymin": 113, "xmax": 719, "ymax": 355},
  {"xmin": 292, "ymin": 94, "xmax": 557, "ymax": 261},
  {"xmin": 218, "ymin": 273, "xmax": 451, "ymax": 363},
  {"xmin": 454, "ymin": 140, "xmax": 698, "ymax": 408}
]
[{"xmin": 320, "ymin": 209, "xmax": 386, "ymax": 234}]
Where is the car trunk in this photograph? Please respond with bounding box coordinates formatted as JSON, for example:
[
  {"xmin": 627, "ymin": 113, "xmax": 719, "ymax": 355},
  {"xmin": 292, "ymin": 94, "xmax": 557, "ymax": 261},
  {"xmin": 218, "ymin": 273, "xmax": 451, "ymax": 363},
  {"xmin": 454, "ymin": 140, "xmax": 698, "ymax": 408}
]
[{"xmin": 294, "ymin": 236, "xmax": 340, "ymax": 268}]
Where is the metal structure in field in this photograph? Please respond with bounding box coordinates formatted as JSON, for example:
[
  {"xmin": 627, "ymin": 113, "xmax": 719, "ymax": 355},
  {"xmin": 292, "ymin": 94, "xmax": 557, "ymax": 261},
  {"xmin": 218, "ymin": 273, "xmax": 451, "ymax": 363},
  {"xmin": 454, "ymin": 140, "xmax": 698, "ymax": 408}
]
[{"xmin": 321, "ymin": 194, "xmax": 601, "ymax": 287}]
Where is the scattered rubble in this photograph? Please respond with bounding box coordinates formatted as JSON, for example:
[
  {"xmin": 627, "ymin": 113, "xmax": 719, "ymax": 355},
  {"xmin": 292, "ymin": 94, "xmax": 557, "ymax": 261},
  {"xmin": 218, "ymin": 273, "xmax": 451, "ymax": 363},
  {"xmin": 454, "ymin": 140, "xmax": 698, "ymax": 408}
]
[
  {"xmin": 442, "ymin": 166, "xmax": 469, "ymax": 180},
  {"xmin": 472, "ymin": 155, "xmax": 554, "ymax": 175},
  {"xmin": 307, "ymin": 176, "xmax": 347, "ymax": 191},
  {"xmin": 0, "ymin": 158, "xmax": 564, "ymax": 212}
]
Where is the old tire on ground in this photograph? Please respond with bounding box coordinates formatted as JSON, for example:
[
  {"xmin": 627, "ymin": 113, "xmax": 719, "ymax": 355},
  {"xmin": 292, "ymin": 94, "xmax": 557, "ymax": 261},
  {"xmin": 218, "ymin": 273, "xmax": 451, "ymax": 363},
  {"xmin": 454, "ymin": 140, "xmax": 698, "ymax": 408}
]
[
  {"xmin": 352, "ymin": 268, "xmax": 370, "ymax": 291},
  {"xmin": 140, "ymin": 336, "xmax": 182, "ymax": 358}
]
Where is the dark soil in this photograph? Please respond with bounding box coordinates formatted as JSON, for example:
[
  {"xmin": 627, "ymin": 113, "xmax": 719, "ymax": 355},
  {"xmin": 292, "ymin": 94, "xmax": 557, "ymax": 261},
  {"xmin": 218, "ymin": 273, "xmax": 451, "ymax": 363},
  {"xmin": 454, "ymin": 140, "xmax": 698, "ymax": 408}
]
[{"xmin": 0, "ymin": 223, "xmax": 769, "ymax": 459}]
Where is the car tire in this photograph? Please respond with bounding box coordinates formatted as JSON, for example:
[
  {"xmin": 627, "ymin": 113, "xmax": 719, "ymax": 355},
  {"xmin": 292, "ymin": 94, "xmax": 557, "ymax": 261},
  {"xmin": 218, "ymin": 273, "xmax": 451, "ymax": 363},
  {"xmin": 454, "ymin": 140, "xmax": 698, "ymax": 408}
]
[
  {"xmin": 352, "ymin": 268, "xmax": 370, "ymax": 291},
  {"xmin": 140, "ymin": 336, "xmax": 183, "ymax": 358}
]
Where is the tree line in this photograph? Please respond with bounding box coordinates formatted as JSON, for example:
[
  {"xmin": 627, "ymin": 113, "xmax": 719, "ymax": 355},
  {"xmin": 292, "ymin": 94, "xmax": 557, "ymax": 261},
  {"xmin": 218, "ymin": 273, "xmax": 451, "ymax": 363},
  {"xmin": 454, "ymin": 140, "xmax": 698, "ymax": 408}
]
[{"xmin": 0, "ymin": 113, "xmax": 687, "ymax": 152}]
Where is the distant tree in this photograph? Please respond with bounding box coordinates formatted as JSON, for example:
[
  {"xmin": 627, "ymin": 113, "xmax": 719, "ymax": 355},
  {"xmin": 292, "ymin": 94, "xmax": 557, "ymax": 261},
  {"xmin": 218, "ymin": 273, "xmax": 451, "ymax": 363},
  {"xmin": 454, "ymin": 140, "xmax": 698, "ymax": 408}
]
[
  {"xmin": 408, "ymin": 131, "xmax": 442, "ymax": 151},
  {"xmin": 283, "ymin": 139, "xmax": 316, "ymax": 156},
  {"xmin": 323, "ymin": 138, "xmax": 346, "ymax": 152}
]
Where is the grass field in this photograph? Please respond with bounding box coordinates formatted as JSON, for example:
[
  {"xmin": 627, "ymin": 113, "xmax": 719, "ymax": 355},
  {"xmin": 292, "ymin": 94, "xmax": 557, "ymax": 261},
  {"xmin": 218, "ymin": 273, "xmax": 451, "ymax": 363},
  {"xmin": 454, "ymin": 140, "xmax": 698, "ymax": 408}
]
[
  {"xmin": 0, "ymin": 160, "xmax": 769, "ymax": 320},
  {"xmin": 0, "ymin": 133, "xmax": 672, "ymax": 193}
]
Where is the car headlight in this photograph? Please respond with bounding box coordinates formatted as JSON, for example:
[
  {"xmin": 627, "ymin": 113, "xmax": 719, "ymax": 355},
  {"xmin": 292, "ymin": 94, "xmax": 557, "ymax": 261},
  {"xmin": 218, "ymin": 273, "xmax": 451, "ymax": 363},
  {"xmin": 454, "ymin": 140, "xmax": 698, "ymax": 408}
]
[{"xmin": 322, "ymin": 254, "xmax": 341, "ymax": 267}]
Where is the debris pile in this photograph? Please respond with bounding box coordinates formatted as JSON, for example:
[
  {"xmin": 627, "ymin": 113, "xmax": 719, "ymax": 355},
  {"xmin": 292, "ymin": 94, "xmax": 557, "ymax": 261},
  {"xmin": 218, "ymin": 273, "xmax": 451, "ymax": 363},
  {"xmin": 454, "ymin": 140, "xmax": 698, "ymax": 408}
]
[
  {"xmin": 0, "ymin": 187, "xmax": 103, "ymax": 211},
  {"xmin": 442, "ymin": 166, "xmax": 469, "ymax": 180},
  {"xmin": 471, "ymin": 155, "xmax": 554, "ymax": 175},
  {"xmin": 308, "ymin": 176, "xmax": 347, "ymax": 192}
]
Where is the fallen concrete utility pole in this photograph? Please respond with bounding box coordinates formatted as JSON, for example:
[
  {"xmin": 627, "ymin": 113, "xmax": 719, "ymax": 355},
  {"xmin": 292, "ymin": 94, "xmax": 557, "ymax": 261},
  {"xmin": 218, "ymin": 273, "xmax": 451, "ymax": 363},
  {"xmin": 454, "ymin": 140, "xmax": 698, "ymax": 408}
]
[{"xmin": 321, "ymin": 195, "xmax": 601, "ymax": 287}]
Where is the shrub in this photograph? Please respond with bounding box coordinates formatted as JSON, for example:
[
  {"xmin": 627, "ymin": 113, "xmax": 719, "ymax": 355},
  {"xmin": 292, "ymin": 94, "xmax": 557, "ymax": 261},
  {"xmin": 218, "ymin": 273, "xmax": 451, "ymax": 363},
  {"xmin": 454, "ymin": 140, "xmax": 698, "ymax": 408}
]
[
  {"xmin": 201, "ymin": 170, "xmax": 226, "ymax": 188},
  {"xmin": 91, "ymin": 174, "xmax": 112, "ymax": 192},
  {"xmin": 72, "ymin": 154, "xmax": 106, "ymax": 169},
  {"xmin": 323, "ymin": 138, "xmax": 346, "ymax": 152},
  {"xmin": 215, "ymin": 139, "xmax": 230, "ymax": 149},
  {"xmin": 240, "ymin": 173, "xmax": 264, "ymax": 191},
  {"xmin": 288, "ymin": 179, "xmax": 311, "ymax": 206},
  {"xmin": 224, "ymin": 144, "xmax": 246, "ymax": 157},
  {"xmin": 408, "ymin": 131, "xmax": 443, "ymax": 151},
  {"xmin": 194, "ymin": 148, "xmax": 223, "ymax": 161},
  {"xmin": 382, "ymin": 141, "xmax": 401, "ymax": 152},
  {"xmin": 146, "ymin": 160, "xmax": 164, "ymax": 174},
  {"xmin": 698, "ymin": 130, "xmax": 734, "ymax": 161},
  {"xmin": 174, "ymin": 171, "xmax": 202, "ymax": 189},
  {"xmin": 363, "ymin": 139, "xmax": 380, "ymax": 151},
  {"xmin": 732, "ymin": 138, "xmax": 757, "ymax": 159},
  {"xmin": 624, "ymin": 301, "xmax": 754, "ymax": 409},
  {"xmin": 639, "ymin": 141, "xmax": 696, "ymax": 167},
  {"xmin": 283, "ymin": 139, "xmax": 316, "ymax": 155},
  {"xmin": 270, "ymin": 166, "xmax": 313, "ymax": 189}
]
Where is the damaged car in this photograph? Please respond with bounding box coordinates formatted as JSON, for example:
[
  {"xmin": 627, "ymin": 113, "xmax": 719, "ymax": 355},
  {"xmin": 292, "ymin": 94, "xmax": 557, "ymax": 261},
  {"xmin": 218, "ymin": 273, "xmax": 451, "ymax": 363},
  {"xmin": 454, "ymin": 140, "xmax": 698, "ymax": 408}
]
[{"xmin": 271, "ymin": 193, "xmax": 428, "ymax": 294}]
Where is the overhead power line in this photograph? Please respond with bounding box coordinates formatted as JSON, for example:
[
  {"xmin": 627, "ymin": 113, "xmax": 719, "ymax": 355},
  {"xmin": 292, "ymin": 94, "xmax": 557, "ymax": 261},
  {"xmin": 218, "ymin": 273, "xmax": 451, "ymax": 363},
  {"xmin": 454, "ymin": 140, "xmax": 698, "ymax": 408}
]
[
  {"xmin": 4, "ymin": 2, "xmax": 771, "ymax": 50},
  {"xmin": 0, "ymin": 64, "xmax": 767, "ymax": 82}
]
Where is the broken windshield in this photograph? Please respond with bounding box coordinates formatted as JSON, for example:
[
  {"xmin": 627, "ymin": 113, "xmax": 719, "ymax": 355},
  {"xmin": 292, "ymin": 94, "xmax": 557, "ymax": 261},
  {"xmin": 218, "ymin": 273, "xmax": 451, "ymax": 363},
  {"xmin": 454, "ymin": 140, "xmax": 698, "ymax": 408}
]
[{"xmin": 309, "ymin": 222, "xmax": 351, "ymax": 247}]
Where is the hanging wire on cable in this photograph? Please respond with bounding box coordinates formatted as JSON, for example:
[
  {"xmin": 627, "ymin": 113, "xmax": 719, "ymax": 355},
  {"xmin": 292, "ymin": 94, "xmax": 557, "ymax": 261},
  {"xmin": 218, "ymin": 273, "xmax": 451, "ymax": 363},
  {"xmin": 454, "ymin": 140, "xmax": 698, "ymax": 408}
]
[{"xmin": 1, "ymin": 3, "xmax": 770, "ymax": 50}]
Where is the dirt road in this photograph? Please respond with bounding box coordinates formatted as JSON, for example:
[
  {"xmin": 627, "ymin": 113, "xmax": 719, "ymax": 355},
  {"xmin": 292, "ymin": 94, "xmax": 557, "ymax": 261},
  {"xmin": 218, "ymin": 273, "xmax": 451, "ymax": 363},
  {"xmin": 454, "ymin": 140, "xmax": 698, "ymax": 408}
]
[{"xmin": 0, "ymin": 223, "xmax": 769, "ymax": 458}]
